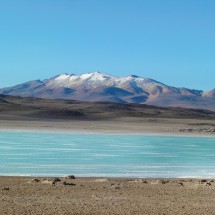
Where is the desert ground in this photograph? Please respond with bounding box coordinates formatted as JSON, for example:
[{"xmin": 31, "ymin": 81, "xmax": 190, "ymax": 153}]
[{"xmin": 1, "ymin": 176, "xmax": 215, "ymax": 215}]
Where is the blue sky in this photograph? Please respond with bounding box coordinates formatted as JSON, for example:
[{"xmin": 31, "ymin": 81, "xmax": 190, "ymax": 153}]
[{"xmin": 0, "ymin": 0, "xmax": 214, "ymax": 91}]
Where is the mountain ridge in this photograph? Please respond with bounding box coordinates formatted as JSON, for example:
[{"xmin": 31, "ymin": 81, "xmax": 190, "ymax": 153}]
[{"xmin": 0, "ymin": 72, "xmax": 214, "ymax": 111}]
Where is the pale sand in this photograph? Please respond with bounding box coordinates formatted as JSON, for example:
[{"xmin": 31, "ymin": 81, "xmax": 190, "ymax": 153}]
[
  {"xmin": 1, "ymin": 176, "xmax": 215, "ymax": 215},
  {"xmin": 0, "ymin": 117, "xmax": 214, "ymax": 137}
]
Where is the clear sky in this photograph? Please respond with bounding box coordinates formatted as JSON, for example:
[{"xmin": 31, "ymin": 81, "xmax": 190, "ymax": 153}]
[{"xmin": 0, "ymin": 0, "xmax": 214, "ymax": 91}]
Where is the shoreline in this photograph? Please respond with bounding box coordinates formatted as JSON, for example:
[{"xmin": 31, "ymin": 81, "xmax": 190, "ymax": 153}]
[
  {"xmin": 0, "ymin": 125, "xmax": 215, "ymax": 138},
  {"xmin": 0, "ymin": 117, "xmax": 214, "ymax": 138},
  {"xmin": 0, "ymin": 175, "xmax": 214, "ymax": 179},
  {"xmin": 0, "ymin": 129, "xmax": 214, "ymax": 138},
  {"xmin": 0, "ymin": 175, "xmax": 214, "ymax": 181}
]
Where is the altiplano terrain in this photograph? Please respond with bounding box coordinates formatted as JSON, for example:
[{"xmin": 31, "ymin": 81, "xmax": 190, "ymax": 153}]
[{"xmin": 0, "ymin": 94, "xmax": 214, "ymax": 136}]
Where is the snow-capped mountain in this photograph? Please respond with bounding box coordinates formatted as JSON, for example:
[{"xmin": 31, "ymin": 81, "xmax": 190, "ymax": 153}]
[{"xmin": 0, "ymin": 72, "xmax": 215, "ymax": 111}]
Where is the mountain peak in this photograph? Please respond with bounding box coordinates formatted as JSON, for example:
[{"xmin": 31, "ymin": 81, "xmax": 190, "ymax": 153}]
[
  {"xmin": 77, "ymin": 72, "xmax": 112, "ymax": 82},
  {"xmin": 0, "ymin": 72, "xmax": 214, "ymax": 111},
  {"xmin": 88, "ymin": 71, "xmax": 103, "ymax": 75},
  {"xmin": 53, "ymin": 73, "xmax": 70, "ymax": 80},
  {"xmin": 129, "ymin": 75, "xmax": 140, "ymax": 78}
]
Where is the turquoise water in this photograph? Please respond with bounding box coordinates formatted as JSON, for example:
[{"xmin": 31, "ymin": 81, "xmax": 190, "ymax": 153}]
[{"xmin": 0, "ymin": 131, "xmax": 215, "ymax": 178}]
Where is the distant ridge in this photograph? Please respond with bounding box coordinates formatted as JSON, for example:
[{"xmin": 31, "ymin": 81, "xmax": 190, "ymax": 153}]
[{"xmin": 0, "ymin": 72, "xmax": 215, "ymax": 111}]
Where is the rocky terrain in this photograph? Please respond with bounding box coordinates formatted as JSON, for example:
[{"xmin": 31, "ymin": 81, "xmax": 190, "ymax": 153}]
[{"xmin": 1, "ymin": 176, "xmax": 215, "ymax": 215}]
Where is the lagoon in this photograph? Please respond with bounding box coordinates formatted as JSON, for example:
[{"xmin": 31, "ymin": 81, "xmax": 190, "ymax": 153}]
[{"xmin": 0, "ymin": 131, "xmax": 215, "ymax": 178}]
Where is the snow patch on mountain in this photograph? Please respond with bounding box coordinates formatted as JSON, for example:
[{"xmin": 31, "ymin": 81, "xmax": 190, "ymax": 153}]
[{"xmin": 45, "ymin": 72, "xmax": 169, "ymax": 95}]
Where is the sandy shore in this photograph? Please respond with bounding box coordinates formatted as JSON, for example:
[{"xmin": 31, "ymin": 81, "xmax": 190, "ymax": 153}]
[
  {"xmin": 0, "ymin": 118, "xmax": 215, "ymax": 137},
  {"xmin": 1, "ymin": 176, "xmax": 215, "ymax": 215}
]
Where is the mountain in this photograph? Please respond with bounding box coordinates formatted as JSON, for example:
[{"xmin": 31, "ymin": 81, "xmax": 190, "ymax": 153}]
[
  {"xmin": 0, "ymin": 72, "xmax": 215, "ymax": 111},
  {"xmin": 203, "ymin": 89, "xmax": 215, "ymax": 98}
]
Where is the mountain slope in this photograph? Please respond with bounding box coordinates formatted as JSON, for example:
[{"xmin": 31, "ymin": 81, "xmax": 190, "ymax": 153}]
[
  {"xmin": 0, "ymin": 72, "xmax": 214, "ymax": 111},
  {"xmin": 203, "ymin": 89, "xmax": 215, "ymax": 98}
]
